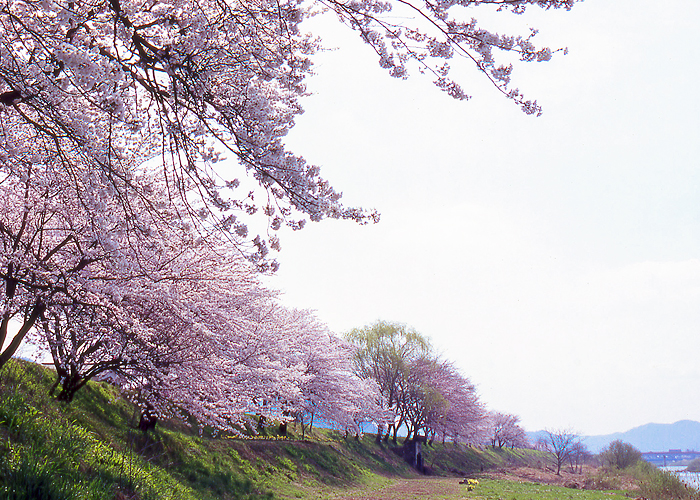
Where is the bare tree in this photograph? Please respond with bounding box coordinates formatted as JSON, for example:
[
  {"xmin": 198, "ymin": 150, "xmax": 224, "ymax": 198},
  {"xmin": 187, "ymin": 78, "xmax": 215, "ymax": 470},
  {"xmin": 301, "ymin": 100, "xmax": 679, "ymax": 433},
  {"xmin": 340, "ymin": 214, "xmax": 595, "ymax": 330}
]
[
  {"xmin": 568, "ymin": 441, "xmax": 590, "ymax": 474},
  {"xmin": 544, "ymin": 428, "xmax": 581, "ymax": 475}
]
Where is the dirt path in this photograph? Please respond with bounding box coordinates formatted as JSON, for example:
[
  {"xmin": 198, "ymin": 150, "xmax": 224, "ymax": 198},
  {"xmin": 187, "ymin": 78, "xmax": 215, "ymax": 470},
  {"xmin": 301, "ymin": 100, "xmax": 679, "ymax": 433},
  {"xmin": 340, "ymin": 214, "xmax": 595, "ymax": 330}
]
[{"xmin": 324, "ymin": 477, "xmax": 467, "ymax": 500}]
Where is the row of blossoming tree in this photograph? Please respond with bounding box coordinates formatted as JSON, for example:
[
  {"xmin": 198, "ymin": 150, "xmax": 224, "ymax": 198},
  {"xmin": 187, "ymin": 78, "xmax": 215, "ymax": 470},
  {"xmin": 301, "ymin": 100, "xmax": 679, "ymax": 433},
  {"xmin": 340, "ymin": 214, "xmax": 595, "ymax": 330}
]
[
  {"xmin": 0, "ymin": 0, "xmax": 576, "ymax": 436},
  {"xmin": 347, "ymin": 321, "xmax": 490, "ymax": 445},
  {"xmin": 0, "ymin": 132, "xmax": 519, "ymax": 438},
  {"xmin": 0, "ymin": 156, "xmax": 388, "ymax": 433}
]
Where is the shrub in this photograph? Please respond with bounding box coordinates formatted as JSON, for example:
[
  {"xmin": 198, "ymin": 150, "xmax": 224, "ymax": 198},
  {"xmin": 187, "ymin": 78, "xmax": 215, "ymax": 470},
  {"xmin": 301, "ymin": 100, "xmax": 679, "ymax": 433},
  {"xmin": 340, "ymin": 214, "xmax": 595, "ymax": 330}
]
[
  {"xmin": 600, "ymin": 440, "xmax": 642, "ymax": 470},
  {"xmin": 633, "ymin": 460, "xmax": 699, "ymax": 500}
]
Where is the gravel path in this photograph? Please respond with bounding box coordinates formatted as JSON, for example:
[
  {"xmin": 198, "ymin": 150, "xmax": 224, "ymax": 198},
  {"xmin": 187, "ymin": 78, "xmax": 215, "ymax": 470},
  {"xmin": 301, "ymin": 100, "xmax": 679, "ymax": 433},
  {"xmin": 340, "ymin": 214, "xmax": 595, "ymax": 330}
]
[{"xmin": 325, "ymin": 477, "xmax": 467, "ymax": 500}]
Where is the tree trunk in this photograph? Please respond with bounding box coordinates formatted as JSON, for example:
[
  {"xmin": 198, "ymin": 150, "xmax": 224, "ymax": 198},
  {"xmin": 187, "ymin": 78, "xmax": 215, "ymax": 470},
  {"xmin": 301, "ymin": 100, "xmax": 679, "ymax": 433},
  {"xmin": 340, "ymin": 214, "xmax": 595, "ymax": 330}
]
[
  {"xmin": 56, "ymin": 373, "xmax": 85, "ymax": 402},
  {"xmin": 0, "ymin": 301, "xmax": 45, "ymax": 369}
]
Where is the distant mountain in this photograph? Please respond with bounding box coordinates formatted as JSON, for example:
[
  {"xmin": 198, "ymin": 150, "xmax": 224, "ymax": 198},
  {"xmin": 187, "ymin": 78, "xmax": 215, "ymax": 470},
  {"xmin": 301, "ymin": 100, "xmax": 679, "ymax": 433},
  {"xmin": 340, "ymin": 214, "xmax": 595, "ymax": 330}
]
[{"xmin": 528, "ymin": 420, "xmax": 700, "ymax": 453}]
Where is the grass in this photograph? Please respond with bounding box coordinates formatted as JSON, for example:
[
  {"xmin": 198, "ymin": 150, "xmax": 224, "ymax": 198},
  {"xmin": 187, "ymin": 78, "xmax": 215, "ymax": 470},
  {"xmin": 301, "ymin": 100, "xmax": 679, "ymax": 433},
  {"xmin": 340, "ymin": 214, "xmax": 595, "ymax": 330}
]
[
  {"xmin": 422, "ymin": 443, "xmax": 549, "ymax": 476},
  {"xmin": 0, "ymin": 359, "xmax": 201, "ymax": 500},
  {"xmin": 0, "ymin": 359, "xmax": 276, "ymax": 499},
  {"xmin": 2, "ymin": 358, "xmax": 698, "ymax": 500},
  {"xmin": 464, "ymin": 478, "xmax": 631, "ymax": 500},
  {"xmin": 0, "ymin": 359, "xmax": 418, "ymax": 499},
  {"xmin": 619, "ymin": 461, "xmax": 699, "ymax": 500}
]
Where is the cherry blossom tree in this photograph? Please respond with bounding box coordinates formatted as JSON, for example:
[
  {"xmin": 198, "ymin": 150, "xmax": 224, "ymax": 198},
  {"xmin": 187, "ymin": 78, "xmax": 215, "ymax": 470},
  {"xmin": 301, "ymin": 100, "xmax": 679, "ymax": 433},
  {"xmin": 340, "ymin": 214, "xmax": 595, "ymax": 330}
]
[
  {"xmin": 394, "ymin": 355, "xmax": 484, "ymax": 444},
  {"xmin": 122, "ymin": 300, "xmax": 389, "ymax": 435},
  {"xmin": 321, "ymin": 0, "xmax": 578, "ymax": 114},
  {"xmin": 115, "ymin": 276, "xmax": 311, "ymax": 432},
  {"xmin": 424, "ymin": 360, "xmax": 485, "ymax": 445},
  {"xmin": 0, "ymin": 0, "xmax": 579, "ymax": 271},
  {"xmin": 0, "ymin": 158, "xmax": 112, "ymax": 371},
  {"xmin": 37, "ymin": 253, "xmax": 267, "ymax": 405},
  {"xmin": 0, "ymin": 147, "xmax": 227, "ymax": 373},
  {"xmin": 488, "ymin": 411, "xmax": 528, "ymax": 449},
  {"xmin": 0, "ymin": 0, "xmax": 580, "ymax": 434},
  {"xmin": 280, "ymin": 310, "xmax": 388, "ymax": 437},
  {"xmin": 13, "ymin": 224, "xmax": 385, "ymax": 427},
  {"xmin": 0, "ymin": 0, "xmax": 370, "ymax": 272},
  {"xmin": 38, "ymin": 300, "xmax": 152, "ymax": 402},
  {"xmin": 0, "ymin": 151, "xmax": 297, "ymax": 423}
]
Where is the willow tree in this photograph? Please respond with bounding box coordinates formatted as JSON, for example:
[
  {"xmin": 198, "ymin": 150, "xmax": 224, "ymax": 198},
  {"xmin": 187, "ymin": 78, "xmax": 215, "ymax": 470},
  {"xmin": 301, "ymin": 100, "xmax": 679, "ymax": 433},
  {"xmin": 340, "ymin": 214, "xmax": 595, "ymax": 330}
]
[{"xmin": 346, "ymin": 321, "xmax": 430, "ymax": 443}]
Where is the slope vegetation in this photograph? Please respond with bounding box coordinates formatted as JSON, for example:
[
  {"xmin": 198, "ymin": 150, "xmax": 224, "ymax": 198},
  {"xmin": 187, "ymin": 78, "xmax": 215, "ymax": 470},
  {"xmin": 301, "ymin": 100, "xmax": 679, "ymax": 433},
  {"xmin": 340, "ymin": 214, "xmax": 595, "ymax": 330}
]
[{"xmin": 0, "ymin": 359, "xmax": 545, "ymax": 500}]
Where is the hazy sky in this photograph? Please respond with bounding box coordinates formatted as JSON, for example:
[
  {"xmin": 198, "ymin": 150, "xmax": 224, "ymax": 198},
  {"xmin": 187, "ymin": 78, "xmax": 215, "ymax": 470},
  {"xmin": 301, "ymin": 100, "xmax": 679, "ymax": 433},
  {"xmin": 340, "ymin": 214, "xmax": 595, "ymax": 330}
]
[{"xmin": 265, "ymin": 0, "xmax": 700, "ymax": 436}]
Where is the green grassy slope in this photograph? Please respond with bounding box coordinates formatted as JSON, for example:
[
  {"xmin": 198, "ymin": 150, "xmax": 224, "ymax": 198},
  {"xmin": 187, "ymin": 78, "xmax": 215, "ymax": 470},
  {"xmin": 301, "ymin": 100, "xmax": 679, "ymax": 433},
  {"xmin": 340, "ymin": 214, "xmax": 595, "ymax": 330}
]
[{"xmin": 0, "ymin": 359, "xmax": 545, "ymax": 500}]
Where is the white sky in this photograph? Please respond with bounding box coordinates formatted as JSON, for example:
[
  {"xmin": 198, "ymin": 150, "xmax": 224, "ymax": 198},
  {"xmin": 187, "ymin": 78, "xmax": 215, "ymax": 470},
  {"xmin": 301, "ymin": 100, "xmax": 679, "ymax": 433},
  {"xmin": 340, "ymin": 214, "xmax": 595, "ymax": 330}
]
[{"xmin": 264, "ymin": 0, "xmax": 700, "ymax": 436}]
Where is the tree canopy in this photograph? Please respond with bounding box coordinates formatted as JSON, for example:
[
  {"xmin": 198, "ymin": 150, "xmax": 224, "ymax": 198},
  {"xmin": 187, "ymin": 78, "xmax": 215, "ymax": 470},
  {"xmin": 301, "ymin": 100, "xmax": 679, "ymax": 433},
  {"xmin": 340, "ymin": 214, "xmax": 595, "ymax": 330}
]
[
  {"xmin": 488, "ymin": 411, "xmax": 528, "ymax": 449},
  {"xmin": 0, "ymin": 0, "xmax": 578, "ymax": 433},
  {"xmin": 600, "ymin": 440, "xmax": 642, "ymax": 470},
  {"xmin": 346, "ymin": 320, "xmax": 485, "ymax": 445},
  {"xmin": 0, "ymin": 0, "xmax": 579, "ymax": 265}
]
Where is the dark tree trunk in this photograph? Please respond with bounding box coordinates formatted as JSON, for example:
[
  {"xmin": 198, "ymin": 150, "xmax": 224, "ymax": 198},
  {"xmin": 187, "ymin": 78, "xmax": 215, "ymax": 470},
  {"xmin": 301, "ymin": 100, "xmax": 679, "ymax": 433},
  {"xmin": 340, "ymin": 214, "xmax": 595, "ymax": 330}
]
[
  {"xmin": 139, "ymin": 404, "xmax": 158, "ymax": 433},
  {"xmin": 55, "ymin": 373, "xmax": 86, "ymax": 402}
]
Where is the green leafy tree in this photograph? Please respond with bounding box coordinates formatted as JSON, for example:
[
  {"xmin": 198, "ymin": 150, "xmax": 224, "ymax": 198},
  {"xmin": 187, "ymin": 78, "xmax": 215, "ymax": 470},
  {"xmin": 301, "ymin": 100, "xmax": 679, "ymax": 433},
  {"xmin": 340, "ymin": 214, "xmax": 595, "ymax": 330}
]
[
  {"xmin": 345, "ymin": 321, "xmax": 431, "ymax": 443},
  {"xmin": 346, "ymin": 321, "xmax": 484, "ymax": 446},
  {"xmin": 600, "ymin": 440, "xmax": 642, "ymax": 470}
]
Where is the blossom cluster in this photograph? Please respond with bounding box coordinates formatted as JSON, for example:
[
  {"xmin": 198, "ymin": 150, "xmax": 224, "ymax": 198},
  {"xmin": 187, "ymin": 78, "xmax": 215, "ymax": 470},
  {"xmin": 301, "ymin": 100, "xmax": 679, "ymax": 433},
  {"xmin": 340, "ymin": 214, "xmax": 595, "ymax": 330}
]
[
  {"xmin": 0, "ymin": 0, "xmax": 575, "ymax": 437},
  {"xmin": 323, "ymin": 0, "xmax": 578, "ymax": 113},
  {"xmin": 0, "ymin": 152, "xmax": 386, "ymax": 431}
]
